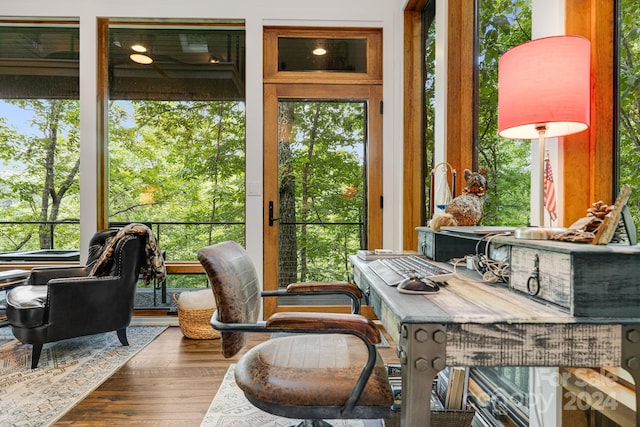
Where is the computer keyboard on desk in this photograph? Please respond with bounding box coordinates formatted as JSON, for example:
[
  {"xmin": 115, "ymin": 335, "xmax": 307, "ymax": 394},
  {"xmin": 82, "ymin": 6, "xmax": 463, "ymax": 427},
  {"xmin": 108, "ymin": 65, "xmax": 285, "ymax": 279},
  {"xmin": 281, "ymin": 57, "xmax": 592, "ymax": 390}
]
[{"xmin": 368, "ymin": 256, "xmax": 451, "ymax": 286}]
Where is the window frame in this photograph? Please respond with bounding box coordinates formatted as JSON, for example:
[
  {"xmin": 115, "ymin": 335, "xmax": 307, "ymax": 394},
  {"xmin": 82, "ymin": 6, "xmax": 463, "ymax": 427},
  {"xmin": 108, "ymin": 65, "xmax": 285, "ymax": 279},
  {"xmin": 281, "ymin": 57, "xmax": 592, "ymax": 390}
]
[
  {"xmin": 403, "ymin": 0, "xmax": 474, "ymax": 250},
  {"xmin": 0, "ymin": 18, "xmax": 82, "ymax": 260},
  {"xmin": 263, "ymin": 26, "xmax": 382, "ymax": 85},
  {"xmin": 403, "ymin": 0, "xmax": 617, "ymax": 245},
  {"xmin": 96, "ymin": 18, "xmax": 247, "ymax": 272}
]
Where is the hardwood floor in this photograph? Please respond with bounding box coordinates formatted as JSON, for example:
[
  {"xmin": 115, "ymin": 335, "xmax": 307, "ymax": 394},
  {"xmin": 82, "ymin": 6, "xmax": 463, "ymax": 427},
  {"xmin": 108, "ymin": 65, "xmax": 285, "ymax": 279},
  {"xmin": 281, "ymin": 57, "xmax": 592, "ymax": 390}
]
[{"xmin": 54, "ymin": 325, "xmax": 400, "ymax": 426}]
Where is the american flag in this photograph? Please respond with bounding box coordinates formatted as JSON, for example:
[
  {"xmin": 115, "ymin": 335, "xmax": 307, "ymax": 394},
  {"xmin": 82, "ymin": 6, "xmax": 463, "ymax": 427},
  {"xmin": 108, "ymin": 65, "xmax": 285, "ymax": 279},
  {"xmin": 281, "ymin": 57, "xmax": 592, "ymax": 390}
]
[{"xmin": 544, "ymin": 155, "xmax": 557, "ymax": 222}]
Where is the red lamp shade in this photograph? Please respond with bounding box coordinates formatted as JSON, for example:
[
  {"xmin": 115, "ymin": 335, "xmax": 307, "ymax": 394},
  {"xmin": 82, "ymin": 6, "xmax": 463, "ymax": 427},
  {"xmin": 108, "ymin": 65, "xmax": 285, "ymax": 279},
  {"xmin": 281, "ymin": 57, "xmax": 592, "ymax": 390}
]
[{"xmin": 498, "ymin": 35, "xmax": 591, "ymax": 139}]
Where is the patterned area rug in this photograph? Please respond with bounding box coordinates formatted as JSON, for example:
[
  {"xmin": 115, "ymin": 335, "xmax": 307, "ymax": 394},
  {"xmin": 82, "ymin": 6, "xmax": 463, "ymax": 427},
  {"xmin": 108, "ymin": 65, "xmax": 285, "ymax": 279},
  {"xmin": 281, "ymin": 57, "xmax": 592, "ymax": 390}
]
[
  {"xmin": 200, "ymin": 364, "xmax": 385, "ymax": 427},
  {"xmin": 0, "ymin": 326, "xmax": 166, "ymax": 426}
]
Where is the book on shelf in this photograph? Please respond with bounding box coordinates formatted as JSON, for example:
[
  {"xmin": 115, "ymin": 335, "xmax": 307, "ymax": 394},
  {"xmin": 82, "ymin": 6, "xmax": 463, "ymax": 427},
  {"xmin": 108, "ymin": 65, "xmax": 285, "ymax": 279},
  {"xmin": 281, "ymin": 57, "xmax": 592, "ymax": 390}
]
[
  {"xmin": 435, "ymin": 367, "xmax": 449, "ymax": 404},
  {"xmin": 444, "ymin": 366, "xmax": 470, "ymax": 411}
]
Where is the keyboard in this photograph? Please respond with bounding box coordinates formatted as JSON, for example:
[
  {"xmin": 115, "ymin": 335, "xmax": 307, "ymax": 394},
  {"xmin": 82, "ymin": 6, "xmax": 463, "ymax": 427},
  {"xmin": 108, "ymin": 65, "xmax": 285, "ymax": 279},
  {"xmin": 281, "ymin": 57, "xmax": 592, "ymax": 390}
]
[{"xmin": 368, "ymin": 256, "xmax": 451, "ymax": 286}]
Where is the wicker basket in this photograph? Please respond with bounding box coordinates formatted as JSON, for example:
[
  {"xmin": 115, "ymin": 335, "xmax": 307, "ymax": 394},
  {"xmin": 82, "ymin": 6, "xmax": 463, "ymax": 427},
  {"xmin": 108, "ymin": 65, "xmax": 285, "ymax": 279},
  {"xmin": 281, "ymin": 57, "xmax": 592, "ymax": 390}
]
[{"xmin": 173, "ymin": 292, "xmax": 221, "ymax": 340}]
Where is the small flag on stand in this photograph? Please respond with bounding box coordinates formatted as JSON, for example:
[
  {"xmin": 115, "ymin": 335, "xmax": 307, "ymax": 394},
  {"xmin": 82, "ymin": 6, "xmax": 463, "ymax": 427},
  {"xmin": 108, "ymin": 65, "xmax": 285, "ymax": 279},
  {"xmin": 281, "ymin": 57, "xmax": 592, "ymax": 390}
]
[{"xmin": 544, "ymin": 153, "xmax": 557, "ymax": 222}]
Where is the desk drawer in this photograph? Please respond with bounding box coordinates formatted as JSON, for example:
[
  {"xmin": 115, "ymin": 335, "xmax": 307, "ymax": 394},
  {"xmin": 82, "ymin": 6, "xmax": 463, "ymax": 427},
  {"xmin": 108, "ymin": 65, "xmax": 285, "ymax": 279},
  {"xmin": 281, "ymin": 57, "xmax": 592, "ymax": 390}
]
[
  {"xmin": 367, "ymin": 285, "xmax": 400, "ymax": 344},
  {"xmin": 510, "ymin": 246, "xmax": 572, "ymax": 310},
  {"xmin": 353, "ymin": 267, "xmax": 382, "ymax": 317},
  {"xmin": 509, "ymin": 244, "xmax": 640, "ymax": 316},
  {"xmin": 417, "ymin": 227, "xmax": 480, "ymax": 262}
]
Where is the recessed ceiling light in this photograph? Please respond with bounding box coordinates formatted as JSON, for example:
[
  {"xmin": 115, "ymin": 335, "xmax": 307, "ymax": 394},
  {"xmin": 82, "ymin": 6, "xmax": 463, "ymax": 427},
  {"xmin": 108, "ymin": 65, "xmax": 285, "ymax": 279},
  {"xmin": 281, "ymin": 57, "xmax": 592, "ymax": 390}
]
[
  {"xmin": 130, "ymin": 53, "xmax": 153, "ymax": 64},
  {"xmin": 131, "ymin": 44, "xmax": 148, "ymax": 53},
  {"xmin": 312, "ymin": 47, "xmax": 327, "ymax": 56}
]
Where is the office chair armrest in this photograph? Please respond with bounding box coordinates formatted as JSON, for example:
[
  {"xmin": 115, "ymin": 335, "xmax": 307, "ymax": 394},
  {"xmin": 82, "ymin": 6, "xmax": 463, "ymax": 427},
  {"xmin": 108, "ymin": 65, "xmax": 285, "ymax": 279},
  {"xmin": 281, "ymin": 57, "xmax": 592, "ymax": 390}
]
[
  {"xmin": 262, "ymin": 282, "xmax": 362, "ymax": 314},
  {"xmin": 265, "ymin": 312, "xmax": 381, "ymax": 345},
  {"xmin": 286, "ymin": 281, "xmax": 362, "ymax": 298},
  {"xmin": 28, "ymin": 266, "xmax": 87, "ymax": 285}
]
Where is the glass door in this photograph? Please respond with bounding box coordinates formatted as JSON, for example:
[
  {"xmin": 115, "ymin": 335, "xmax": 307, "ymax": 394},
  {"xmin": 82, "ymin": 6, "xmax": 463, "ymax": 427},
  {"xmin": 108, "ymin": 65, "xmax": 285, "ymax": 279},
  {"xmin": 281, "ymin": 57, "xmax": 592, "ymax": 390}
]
[{"xmin": 263, "ymin": 84, "xmax": 382, "ymax": 316}]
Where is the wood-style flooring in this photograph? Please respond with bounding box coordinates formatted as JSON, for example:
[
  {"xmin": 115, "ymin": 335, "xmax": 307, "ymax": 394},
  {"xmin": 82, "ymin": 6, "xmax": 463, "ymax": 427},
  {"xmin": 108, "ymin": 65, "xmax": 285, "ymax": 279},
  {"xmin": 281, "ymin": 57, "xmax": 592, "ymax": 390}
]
[{"xmin": 54, "ymin": 325, "xmax": 400, "ymax": 426}]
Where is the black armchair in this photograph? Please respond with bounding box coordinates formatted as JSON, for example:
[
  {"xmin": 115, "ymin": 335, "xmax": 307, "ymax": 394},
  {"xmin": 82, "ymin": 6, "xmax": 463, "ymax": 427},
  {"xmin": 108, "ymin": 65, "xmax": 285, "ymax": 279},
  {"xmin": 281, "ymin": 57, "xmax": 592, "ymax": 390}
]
[
  {"xmin": 197, "ymin": 241, "xmax": 393, "ymax": 425},
  {"xmin": 6, "ymin": 225, "xmax": 154, "ymax": 369}
]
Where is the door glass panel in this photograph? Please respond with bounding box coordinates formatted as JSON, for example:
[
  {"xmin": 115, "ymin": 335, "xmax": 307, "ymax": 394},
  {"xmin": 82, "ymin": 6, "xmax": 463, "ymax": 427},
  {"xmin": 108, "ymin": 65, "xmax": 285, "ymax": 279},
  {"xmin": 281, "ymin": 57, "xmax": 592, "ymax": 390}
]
[
  {"xmin": 277, "ymin": 38, "xmax": 367, "ymax": 72},
  {"xmin": 277, "ymin": 99, "xmax": 367, "ymax": 287}
]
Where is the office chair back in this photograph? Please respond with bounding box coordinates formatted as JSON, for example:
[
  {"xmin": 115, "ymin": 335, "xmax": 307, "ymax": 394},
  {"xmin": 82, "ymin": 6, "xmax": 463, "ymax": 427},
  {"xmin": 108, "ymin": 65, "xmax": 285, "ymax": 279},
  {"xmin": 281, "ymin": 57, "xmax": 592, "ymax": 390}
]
[{"xmin": 198, "ymin": 241, "xmax": 261, "ymax": 358}]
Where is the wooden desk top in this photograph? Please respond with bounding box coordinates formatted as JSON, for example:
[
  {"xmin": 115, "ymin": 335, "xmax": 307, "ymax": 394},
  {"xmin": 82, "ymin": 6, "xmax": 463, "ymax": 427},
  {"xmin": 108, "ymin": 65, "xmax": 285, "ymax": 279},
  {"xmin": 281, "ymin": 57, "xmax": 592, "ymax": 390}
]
[{"xmin": 350, "ymin": 255, "xmax": 636, "ymax": 325}]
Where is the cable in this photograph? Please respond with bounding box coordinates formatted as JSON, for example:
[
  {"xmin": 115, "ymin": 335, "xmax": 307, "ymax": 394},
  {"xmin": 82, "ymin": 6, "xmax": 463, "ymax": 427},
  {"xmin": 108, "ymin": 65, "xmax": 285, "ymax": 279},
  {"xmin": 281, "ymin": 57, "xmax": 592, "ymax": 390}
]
[{"xmin": 450, "ymin": 232, "xmax": 510, "ymax": 284}]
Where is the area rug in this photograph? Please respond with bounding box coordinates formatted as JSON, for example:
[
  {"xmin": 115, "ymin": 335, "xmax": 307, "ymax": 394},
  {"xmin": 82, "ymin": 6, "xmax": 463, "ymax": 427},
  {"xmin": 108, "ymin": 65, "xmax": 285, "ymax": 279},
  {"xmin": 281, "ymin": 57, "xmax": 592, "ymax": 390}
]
[
  {"xmin": 200, "ymin": 364, "xmax": 385, "ymax": 427},
  {"xmin": 0, "ymin": 326, "xmax": 167, "ymax": 426}
]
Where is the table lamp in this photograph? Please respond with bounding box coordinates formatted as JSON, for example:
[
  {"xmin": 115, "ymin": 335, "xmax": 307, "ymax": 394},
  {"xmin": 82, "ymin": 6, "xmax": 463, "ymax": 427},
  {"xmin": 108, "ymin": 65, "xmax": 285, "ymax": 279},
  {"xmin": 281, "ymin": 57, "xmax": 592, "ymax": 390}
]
[{"xmin": 498, "ymin": 35, "xmax": 590, "ymax": 236}]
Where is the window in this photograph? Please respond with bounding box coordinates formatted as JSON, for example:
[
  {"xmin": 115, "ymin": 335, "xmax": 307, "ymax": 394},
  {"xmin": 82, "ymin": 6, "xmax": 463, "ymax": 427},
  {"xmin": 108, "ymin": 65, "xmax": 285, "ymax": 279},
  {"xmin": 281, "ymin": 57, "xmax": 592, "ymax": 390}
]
[
  {"xmin": 476, "ymin": 0, "xmax": 532, "ymax": 226},
  {"xmin": 101, "ymin": 20, "xmax": 246, "ymax": 263},
  {"xmin": 0, "ymin": 19, "xmax": 81, "ymax": 254},
  {"xmin": 277, "ymin": 37, "xmax": 367, "ymax": 72},
  {"xmin": 423, "ymin": 1, "xmax": 436, "ymax": 220}
]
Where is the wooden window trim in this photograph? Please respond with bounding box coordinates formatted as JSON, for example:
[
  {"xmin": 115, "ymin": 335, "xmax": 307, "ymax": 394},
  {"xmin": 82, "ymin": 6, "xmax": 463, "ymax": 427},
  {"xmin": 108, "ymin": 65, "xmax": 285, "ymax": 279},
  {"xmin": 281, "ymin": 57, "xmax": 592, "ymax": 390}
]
[
  {"xmin": 563, "ymin": 0, "xmax": 615, "ymax": 225},
  {"xmin": 403, "ymin": 0, "xmax": 474, "ymax": 250},
  {"xmin": 97, "ymin": 17, "xmax": 109, "ymax": 230},
  {"xmin": 263, "ymin": 26, "xmax": 382, "ymax": 85},
  {"xmin": 403, "ymin": 5, "xmax": 425, "ymax": 251},
  {"xmin": 262, "ymin": 83, "xmax": 383, "ymax": 317}
]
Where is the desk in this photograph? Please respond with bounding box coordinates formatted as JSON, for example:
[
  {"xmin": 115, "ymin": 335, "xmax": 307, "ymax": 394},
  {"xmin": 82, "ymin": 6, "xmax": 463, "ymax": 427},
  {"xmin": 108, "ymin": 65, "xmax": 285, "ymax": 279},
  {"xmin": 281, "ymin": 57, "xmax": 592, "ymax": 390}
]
[{"xmin": 350, "ymin": 256, "xmax": 640, "ymax": 427}]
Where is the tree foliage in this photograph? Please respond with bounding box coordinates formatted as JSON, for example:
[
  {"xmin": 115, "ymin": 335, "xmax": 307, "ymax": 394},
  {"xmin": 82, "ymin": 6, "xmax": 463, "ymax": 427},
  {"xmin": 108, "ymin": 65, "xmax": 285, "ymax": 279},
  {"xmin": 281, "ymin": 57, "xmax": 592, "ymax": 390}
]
[
  {"xmin": 619, "ymin": 0, "xmax": 640, "ymax": 241},
  {"xmin": 108, "ymin": 100, "xmax": 246, "ymax": 261},
  {"xmin": 0, "ymin": 100, "xmax": 80, "ymax": 250},
  {"xmin": 278, "ymin": 101, "xmax": 366, "ymax": 284}
]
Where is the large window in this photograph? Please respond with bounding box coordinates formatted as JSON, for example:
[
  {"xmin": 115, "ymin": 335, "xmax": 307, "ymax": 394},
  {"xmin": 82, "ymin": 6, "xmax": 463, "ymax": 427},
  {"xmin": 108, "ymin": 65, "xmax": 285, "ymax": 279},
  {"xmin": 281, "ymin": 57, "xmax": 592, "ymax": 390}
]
[
  {"xmin": 476, "ymin": 0, "xmax": 532, "ymax": 226},
  {"xmin": 423, "ymin": 1, "xmax": 436, "ymax": 219},
  {"xmin": 102, "ymin": 21, "xmax": 246, "ymax": 262},
  {"xmin": 618, "ymin": 0, "xmax": 640, "ymax": 242},
  {"xmin": 0, "ymin": 20, "xmax": 81, "ymax": 253}
]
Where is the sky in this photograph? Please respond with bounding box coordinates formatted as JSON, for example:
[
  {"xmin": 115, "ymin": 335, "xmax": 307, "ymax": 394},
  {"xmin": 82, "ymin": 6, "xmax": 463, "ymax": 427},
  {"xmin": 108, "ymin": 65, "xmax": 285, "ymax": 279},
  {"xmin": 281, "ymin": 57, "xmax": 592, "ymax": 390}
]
[{"xmin": 0, "ymin": 100, "xmax": 37, "ymax": 172}]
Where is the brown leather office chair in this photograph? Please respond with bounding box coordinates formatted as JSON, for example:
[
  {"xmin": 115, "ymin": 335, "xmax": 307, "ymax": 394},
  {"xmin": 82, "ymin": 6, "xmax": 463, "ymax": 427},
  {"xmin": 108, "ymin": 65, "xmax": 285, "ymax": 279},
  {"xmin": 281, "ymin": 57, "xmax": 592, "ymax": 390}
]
[{"xmin": 197, "ymin": 241, "xmax": 393, "ymax": 425}]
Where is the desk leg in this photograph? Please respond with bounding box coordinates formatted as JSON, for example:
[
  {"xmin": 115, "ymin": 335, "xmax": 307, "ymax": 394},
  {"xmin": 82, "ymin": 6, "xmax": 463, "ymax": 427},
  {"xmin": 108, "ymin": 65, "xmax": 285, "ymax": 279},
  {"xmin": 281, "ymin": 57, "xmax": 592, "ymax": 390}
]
[
  {"xmin": 398, "ymin": 323, "xmax": 446, "ymax": 427},
  {"xmin": 621, "ymin": 324, "xmax": 640, "ymax": 427}
]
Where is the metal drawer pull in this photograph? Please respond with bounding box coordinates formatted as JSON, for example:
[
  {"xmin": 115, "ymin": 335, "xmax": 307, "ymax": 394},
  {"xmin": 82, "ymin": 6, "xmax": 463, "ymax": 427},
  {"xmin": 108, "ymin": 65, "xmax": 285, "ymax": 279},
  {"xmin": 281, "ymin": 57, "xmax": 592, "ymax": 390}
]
[{"xmin": 526, "ymin": 254, "xmax": 541, "ymax": 296}]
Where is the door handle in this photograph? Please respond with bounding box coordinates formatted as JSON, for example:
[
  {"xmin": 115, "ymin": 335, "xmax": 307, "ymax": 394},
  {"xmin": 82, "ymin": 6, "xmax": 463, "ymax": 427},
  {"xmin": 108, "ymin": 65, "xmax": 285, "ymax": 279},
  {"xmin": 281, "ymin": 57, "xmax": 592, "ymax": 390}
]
[{"xmin": 268, "ymin": 201, "xmax": 279, "ymax": 227}]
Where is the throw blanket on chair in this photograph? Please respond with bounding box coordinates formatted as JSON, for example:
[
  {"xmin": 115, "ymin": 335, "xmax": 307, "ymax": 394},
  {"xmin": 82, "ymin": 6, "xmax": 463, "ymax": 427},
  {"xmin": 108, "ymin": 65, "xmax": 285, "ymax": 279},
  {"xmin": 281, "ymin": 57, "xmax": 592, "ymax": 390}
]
[{"xmin": 89, "ymin": 223, "xmax": 166, "ymax": 285}]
